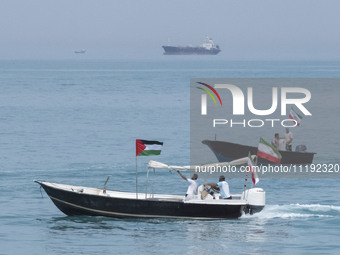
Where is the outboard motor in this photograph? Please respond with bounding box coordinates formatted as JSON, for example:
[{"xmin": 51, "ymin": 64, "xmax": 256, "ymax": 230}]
[
  {"xmin": 295, "ymin": 145, "xmax": 307, "ymax": 152},
  {"xmin": 243, "ymin": 188, "xmax": 265, "ymax": 214}
]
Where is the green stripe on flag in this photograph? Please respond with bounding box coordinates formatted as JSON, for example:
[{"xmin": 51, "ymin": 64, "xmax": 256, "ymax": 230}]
[
  {"xmin": 138, "ymin": 150, "xmax": 162, "ymax": 156},
  {"xmin": 291, "ymin": 107, "xmax": 303, "ymax": 119},
  {"xmin": 259, "ymin": 137, "xmax": 282, "ymax": 159},
  {"xmin": 248, "ymin": 151, "xmax": 255, "ymax": 166}
]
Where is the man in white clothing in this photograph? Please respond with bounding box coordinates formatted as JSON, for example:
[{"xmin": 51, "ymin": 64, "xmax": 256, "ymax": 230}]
[
  {"xmin": 204, "ymin": 175, "xmax": 231, "ymax": 199},
  {"xmin": 285, "ymin": 128, "xmax": 293, "ymax": 151},
  {"xmin": 271, "ymin": 133, "xmax": 280, "ymax": 150},
  {"xmin": 176, "ymin": 170, "xmax": 198, "ymax": 200}
]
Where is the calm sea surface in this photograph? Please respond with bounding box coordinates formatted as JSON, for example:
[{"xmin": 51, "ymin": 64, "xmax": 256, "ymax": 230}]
[{"xmin": 0, "ymin": 59, "xmax": 340, "ymax": 254}]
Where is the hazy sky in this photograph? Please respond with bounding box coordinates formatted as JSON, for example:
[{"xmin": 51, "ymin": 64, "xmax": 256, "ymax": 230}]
[{"xmin": 1, "ymin": 0, "xmax": 339, "ymax": 60}]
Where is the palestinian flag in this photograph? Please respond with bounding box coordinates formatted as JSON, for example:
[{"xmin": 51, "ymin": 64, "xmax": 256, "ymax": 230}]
[
  {"xmin": 257, "ymin": 138, "xmax": 282, "ymax": 164},
  {"xmin": 136, "ymin": 139, "xmax": 163, "ymax": 156},
  {"xmin": 247, "ymin": 152, "xmax": 259, "ymax": 186},
  {"xmin": 289, "ymin": 107, "xmax": 303, "ymax": 126}
]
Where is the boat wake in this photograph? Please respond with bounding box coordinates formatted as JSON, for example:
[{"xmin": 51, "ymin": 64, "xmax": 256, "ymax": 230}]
[{"xmin": 243, "ymin": 204, "xmax": 340, "ymax": 219}]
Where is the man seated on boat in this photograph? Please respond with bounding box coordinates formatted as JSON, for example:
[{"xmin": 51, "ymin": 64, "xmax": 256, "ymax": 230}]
[
  {"xmin": 203, "ymin": 175, "xmax": 232, "ymax": 199},
  {"xmin": 176, "ymin": 170, "xmax": 198, "ymax": 200},
  {"xmin": 285, "ymin": 128, "xmax": 293, "ymax": 151}
]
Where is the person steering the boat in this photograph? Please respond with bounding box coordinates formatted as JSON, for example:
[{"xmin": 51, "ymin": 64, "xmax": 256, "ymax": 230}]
[
  {"xmin": 204, "ymin": 175, "xmax": 231, "ymax": 199},
  {"xmin": 176, "ymin": 170, "xmax": 198, "ymax": 200}
]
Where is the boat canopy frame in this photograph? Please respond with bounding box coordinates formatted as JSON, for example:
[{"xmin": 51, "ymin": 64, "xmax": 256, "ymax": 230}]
[{"xmin": 144, "ymin": 156, "xmax": 255, "ymax": 199}]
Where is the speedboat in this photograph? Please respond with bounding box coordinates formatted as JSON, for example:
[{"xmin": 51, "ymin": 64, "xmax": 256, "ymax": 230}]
[{"xmin": 35, "ymin": 158, "xmax": 265, "ymax": 219}]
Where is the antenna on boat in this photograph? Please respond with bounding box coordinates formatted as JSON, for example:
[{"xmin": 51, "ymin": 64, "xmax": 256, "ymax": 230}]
[
  {"xmin": 243, "ymin": 166, "xmax": 248, "ymax": 199},
  {"xmin": 103, "ymin": 175, "xmax": 111, "ymax": 194}
]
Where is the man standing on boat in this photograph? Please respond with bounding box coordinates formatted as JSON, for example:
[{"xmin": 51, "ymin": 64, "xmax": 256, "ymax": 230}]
[
  {"xmin": 204, "ymin": 176, "xmax": 231, "ymax": 199},
  {"xmin": 271, "ymin": 133, "xmax": 280, "ymax": 150},
  {"xmin": 176, "ymin": 170, "xmax": 198, "ymax": 200},
  {"xmin": 285, "ymin": 128, "xmax": 293, "ymax": 151}
]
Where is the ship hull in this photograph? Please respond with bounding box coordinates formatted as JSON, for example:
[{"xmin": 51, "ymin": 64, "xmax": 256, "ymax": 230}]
[
  {"xmin": 202, "ymin": 140, "xmax": 315, "ymax": 164},
  {"xmin": 36, "ymin": 181, "xmax": 245, "ymax": 219},
  {"xmin": 162, "ymin": 46, "xmax": 221, "ymax": 55}
]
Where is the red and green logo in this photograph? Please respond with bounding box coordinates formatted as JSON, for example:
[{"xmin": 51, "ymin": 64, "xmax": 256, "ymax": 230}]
[{"xmin": 196, "ymin": 82, "xmax": 223, "ymax": 106}]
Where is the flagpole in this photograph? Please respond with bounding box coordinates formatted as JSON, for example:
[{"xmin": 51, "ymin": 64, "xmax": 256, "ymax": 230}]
[
  {"xmin": 243, "ymin": 169, "xmax": 248, "ymax": 199},
  {"xmin": 136, "ymin": 156, "xmax": 138, "ymax": 199},
  {"xmin": 136, "ymin": 139, "xmax": 163, "ymax": 200},
  {"xmin": 254, "ymin": 155, "xmax": 258, "ymax": 188}
]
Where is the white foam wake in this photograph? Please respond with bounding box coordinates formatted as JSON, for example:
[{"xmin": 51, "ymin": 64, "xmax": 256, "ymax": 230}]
[
  {"xmin": 290, "ymin": 203, "xmax": 340, "ymax": 212},
  {"xmin": 243, "ymin": 203, "xmax": 340, "ymax": 219}
]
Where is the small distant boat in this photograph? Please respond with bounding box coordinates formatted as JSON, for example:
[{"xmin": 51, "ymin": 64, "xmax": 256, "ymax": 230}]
[
  {"xmin": 162, "ymin": 37, "xmax": 221, "ymax": 55},
  {"xmin": 202, "ymin": 140, "xmax": 316, "ymax": 164},
  {"xmin": 74, "ymin": 49, "xmax": 86, "ymax": 54},
  {"xmin": 35, "ymin": 158, "xmax": 265, "ymax": 219}
]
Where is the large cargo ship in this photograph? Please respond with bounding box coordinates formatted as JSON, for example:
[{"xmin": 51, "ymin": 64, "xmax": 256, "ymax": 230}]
[{"xmin": 162, "ymin": 38, "xmax": 221, "ymax": 55}]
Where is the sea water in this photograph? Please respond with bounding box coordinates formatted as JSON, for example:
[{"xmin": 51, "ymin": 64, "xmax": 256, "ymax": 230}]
[{"xmin": 0, "ymin": 59, "xmax": 340, "ymax": 254}]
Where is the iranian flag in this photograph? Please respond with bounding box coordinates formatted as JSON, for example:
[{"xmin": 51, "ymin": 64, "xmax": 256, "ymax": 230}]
[
  {"xmin": 257, "ymin": 138, "xmax": 282, "ymax": 164},
  {"xmin": 136, "ymin": 139, "xmax": 163, "ymax": 156},
  {"xmin": 289, "ymin": 107, "xmax": 303, "ymax": 126},
  {"xmin": 247, "ymin": 152, "xmax": 259, "ymax": 186}
]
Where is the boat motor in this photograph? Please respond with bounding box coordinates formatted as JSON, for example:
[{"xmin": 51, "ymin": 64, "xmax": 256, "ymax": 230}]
[
  {"xmin": 242, "ymin": 188, "xmax": 265, "ymax": 214},
  {"xmin": 295, "ymin": 145, "xmax": 307, "ymax": 152}
]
